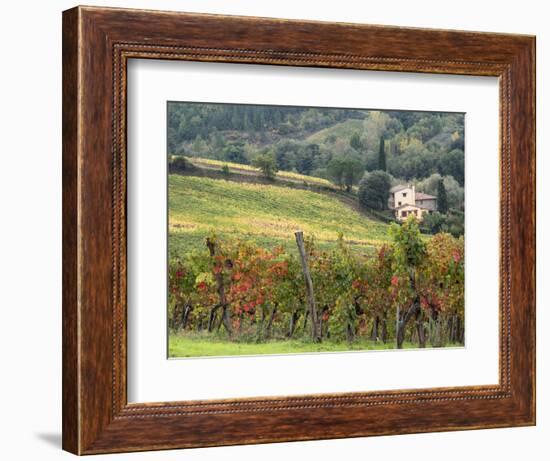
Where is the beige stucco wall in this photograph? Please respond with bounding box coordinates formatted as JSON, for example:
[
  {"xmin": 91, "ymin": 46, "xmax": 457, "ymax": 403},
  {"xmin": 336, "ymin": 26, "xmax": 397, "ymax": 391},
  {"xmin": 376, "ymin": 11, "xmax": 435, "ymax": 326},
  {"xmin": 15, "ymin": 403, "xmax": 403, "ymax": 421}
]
[
  {"xmin": 395, "ymin": 204, "xmax": 431, "ymax": 222},
  {"xmin": 392, "ymin": 186, "xmax": 415, "ymax": 208},
  {"xmin": 415, "ymin": 198, "xmax": 437, "ymax": 211}
]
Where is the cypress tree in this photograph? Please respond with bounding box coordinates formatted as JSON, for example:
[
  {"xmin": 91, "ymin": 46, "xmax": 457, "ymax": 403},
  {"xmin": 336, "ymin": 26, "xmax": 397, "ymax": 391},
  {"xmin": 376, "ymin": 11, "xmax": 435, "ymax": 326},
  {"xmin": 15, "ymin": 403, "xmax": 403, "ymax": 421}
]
[
  {"xmin": 350, "ymin": 132, "xmax": 363, "ymax": 151},
  {"xmin": 378, "ymin": 137, "xmax": 386, "ymax": 171},
  {"xmin": 437, "ymin": 178, "xmax": 449, "ymax": 214}
]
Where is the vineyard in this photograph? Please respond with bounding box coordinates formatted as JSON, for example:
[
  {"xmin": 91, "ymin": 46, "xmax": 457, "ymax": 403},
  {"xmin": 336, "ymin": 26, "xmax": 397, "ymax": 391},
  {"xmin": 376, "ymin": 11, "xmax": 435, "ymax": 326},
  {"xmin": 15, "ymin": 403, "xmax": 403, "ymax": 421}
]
[
  {"xmin": 169, "ymin": 175, "xmax": 392, "ymax": 256},
  {"xmin": 168, "ymin": 197, "xmax": 465, "ymax": 357},
  {"xmin": 167, "ymin": 103, "xmax": 465, "ymax": 357}
]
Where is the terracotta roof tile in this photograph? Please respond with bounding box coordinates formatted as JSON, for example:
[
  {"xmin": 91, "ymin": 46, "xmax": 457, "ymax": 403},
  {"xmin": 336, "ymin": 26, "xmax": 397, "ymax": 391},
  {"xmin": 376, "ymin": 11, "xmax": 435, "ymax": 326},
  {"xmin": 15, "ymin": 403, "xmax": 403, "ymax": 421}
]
[{"xmin": 415, "ymin": 192, "xmax": 436, "ymax": 200}]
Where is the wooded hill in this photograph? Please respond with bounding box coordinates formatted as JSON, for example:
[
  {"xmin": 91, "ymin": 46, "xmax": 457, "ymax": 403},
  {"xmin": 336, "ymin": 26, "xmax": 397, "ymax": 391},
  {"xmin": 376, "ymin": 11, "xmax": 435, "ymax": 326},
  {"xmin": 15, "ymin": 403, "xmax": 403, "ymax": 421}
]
[{"xmin": 168, "ymin": 102, "xmax": 465, "ymax": 186}]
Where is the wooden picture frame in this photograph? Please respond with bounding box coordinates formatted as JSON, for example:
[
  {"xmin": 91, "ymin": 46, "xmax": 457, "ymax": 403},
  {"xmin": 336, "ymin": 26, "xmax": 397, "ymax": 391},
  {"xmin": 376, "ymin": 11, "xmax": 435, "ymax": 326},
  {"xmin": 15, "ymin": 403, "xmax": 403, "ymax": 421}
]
[{"xmin": 62, "ymin": 5, "xmax": 536, "ymax": 455}]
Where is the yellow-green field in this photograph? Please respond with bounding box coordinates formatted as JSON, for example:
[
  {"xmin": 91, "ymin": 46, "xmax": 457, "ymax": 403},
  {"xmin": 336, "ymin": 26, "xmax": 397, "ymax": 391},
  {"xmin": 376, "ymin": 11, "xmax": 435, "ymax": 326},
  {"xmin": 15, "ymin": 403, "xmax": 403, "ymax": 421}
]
[
  {"xmin": 169, "ymin": 174, "xmax": 392, "ymax": 257},
  {"xmin": 188, "ymin": 157, "xmax": 335, "ymax": 188}
]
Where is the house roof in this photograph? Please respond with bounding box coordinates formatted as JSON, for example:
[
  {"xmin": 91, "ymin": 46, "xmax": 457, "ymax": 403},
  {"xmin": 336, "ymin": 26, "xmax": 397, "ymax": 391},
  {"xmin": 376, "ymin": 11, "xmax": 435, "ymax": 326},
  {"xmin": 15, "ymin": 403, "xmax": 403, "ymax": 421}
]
[
  {"xmin": 390, "ymin": 185, "xmax": 408, "ymax": 193},
  {"xmin": 395, "ymin": 203, "xmax": 432, "ymax": 211},
  {"xmin": 395, "ymin": 203, "xmax": 420, "ymax": 210},
  {"xmin": 415, "ymin": 192, "xmax": 436, "ymax": 200}
]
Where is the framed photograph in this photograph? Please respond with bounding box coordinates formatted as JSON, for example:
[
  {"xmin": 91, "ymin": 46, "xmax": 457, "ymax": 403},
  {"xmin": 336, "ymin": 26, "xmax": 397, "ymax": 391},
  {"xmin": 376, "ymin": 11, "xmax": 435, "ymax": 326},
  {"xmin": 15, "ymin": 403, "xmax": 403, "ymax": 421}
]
[{"xmin": 62, "ymin": 6, "xmax": 535, "ymax": 455}]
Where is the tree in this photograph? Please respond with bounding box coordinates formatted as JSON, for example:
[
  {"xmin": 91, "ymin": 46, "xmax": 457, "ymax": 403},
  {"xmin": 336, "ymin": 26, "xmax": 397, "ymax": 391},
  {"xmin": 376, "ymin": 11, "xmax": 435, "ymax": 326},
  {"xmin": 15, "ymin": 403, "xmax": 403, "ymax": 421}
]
[
  {"xmin": 350, "ymin": 132, "xmax": 363, "ymax": 151},
  {"xmin": 387, "ymin": 139, "xmax": 438, "ymax": 180},
  {"xmin": 295, "ymin": 143, "xmax": 318, "ymax": 175},
  {"xmin": 252, "ymin": 152, "xmax": 278, "ymax": 179},
  {"xmin": 445, "ymin": 210, "xmax": 465, "ymax": 237},
  {"xmin": 378, "ymin": 137, "xmax": 387, "ymax": 171},
  {"xmin": 222, "ymin": 143, "xmax": 247, "ymax": 164},
  {"xmin": 437, "ymin": 149, "xmax": 464, "ymax": 185},
  {"xmin": 191, "ymin": 135, "xmax": 208, "ymax": 156},
  {"xmin": 362, "ymin": 111, "xmax": 390, "ymax": 151},
  {"xmin": 437, "ymin": 178, "xmax": 449, "ymax": 214},
  {"xmin": 421, "ymin": 211, "xmax": 446, "ymax": 234},
  {"xmin": 272, "ymin": 139, "xmax": 298, "ymax": 171},
  {"xmin": 416, "ymin": 173, "xmax": 464, "ymax": 210},
  {"xmin": 327, "ymin": 155, "xmax": 364, "ymax": 192},
  {"xmin": 450, "ymin": 131, "xmax": 465, "ymax": 150},
  {"xmin": 357, "ymin": 170, "xmax": 391, "ymax": 210},
  {"xmin": 211, "ymin": 130, "xmax": 226, "ymax": 151}
]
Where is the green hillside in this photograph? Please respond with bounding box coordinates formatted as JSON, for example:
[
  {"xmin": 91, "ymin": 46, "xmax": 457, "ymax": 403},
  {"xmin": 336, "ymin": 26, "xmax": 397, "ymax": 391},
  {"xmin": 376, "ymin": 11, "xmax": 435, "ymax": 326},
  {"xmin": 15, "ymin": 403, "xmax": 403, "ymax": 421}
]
[
  {"xmin": 305, "ymin": 119, "xmax": 364, "ymax": 144},
  {"xmin": 168, "ymin": 174, "xmax": 392, "ymax": 257}
]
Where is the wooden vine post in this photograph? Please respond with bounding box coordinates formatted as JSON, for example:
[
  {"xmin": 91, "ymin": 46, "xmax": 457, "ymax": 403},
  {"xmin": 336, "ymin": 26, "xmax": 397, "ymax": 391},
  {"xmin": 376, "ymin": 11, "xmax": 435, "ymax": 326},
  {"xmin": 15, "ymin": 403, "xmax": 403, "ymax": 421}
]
[
  {"xmin": 294, "ymin": 231, "xmax": 321, "ymax": 342},
  {"xmin": 205, "ymin": 237, "xmax": 232, "ymax": 334}
]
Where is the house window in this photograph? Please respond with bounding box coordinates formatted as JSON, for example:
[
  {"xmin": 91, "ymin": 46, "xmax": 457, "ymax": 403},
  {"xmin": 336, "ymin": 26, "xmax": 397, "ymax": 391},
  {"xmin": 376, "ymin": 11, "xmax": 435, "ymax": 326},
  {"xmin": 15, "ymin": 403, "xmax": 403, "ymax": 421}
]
[
  {"xmin": 398, "ymin": 201, "xmax": 402, "ymax": 206},
  {"xmin": 401, "ymin": 211, "xmax": 407, "ymax": 217},
  {"xmin": 402, "ymin": 192, "xmax": 407, "ymax": 197}
]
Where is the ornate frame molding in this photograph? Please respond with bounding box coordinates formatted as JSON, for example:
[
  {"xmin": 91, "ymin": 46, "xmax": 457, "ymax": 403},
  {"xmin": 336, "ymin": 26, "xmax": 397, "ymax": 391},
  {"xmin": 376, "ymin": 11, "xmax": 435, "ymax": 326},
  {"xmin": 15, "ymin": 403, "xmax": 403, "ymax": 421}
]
[{"xmin": 63, "ymin": 6, "xmax": 535, "ymax": 454}]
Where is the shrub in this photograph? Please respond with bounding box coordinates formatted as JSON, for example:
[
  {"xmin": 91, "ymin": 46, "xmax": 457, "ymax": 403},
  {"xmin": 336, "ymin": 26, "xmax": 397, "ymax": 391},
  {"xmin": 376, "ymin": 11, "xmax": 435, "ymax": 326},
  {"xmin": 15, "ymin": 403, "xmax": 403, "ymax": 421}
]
[
  {"xmin": 169, "ymin": 156, "xmax": 192, "ymax": 173},
  {"xmin": 252, "ymin": 153, "xmax": 278, "ymax": 179},
  {"xmin": 421, "ymin": 211, "xmax": 446, "ymax": 234}
]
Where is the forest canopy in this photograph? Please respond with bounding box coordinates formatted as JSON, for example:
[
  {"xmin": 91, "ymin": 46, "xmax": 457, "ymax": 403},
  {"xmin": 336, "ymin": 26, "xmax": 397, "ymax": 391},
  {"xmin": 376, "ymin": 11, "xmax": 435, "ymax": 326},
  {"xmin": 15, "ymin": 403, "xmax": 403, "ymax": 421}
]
[{"xmin": 167, "ymin": 102, "xmax": 465, "ymax": 187}]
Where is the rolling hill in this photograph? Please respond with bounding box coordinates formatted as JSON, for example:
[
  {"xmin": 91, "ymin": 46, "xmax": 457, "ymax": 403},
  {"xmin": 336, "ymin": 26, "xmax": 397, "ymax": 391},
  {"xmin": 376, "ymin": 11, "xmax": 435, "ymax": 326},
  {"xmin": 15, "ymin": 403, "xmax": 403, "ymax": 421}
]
[{"xmin": 168, "ymin": 174, "xmax": 392, "ymax": 258}]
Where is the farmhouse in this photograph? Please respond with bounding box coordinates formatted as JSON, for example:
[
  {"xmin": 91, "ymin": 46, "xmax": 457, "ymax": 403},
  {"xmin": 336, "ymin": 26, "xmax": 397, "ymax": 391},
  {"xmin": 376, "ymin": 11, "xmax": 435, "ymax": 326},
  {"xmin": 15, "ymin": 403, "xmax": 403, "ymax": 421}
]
[{"xmin": 389, "ymin": 184, "xmax": 437, "ymax": 222}]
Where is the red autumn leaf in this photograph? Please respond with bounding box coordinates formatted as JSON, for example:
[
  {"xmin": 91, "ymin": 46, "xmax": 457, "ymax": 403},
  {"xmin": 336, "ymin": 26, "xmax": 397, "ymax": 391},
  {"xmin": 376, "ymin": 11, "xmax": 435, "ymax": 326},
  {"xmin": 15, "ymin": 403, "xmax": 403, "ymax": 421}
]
[
  {"xmin": 452, "ymin": 249, "xmax": 461, "ymax": 263},
  {"xmin": 197, "ymin": 281, "xmax": 207, "ymax": 291}
]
